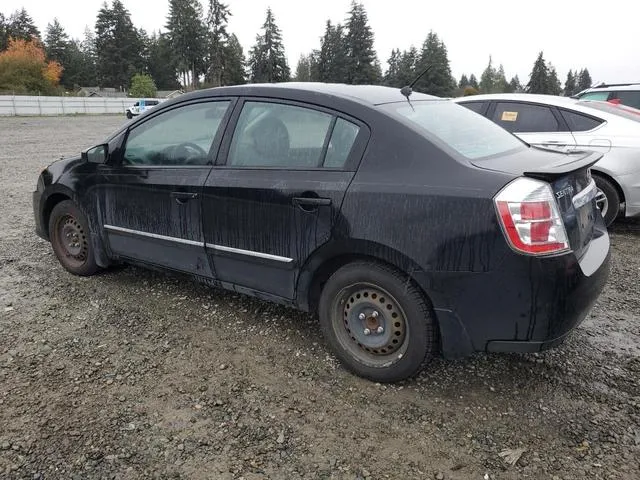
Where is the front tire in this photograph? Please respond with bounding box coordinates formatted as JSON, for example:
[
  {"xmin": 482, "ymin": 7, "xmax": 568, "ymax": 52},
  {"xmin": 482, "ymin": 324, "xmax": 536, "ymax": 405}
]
[
  {"xmin": 318, "ymin": 261, "xmax": 437, "ymax": 383},
  {"xmin": 126, "ymin": 111, "xmax": 133, "ymax": 119},
  {"xmin": 48, "ymin": 200, "xmax": 99, "ymax": 276},
  {"xmin": 593, "ymin": 175, "xmax": 620, "ymax": 227}
]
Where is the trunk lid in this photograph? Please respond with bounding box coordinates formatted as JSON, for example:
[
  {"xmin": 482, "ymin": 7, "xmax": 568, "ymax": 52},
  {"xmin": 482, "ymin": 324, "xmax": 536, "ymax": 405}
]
[{"xmin": 474, "ymin": 147, "xmax": 604, "ymax": 259}]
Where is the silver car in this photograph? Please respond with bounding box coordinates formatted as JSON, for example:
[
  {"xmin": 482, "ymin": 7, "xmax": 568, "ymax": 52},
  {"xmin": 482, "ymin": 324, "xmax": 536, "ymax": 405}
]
[{"xmin": 453, "ymin": 93, "xmax": 640, "ymax": 226}]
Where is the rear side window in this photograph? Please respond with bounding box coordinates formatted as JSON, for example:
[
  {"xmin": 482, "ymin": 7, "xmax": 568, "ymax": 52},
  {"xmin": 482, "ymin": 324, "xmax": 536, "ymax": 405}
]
[
  {"xmin": 579, "ymin": 100, "xmax": 640, "ymax": 123},
  {"xmin": 613, "ymin": 91, "xmax": 640, "ymax": 109},
  {"xmin": 459, "ymin": 101, "xmax": 486, "ymax": 114},
  {"xmin": 227, "ymin": 102, "xmax": 335, "ymax": 168},
  {"xmin": 492, "ymin": 102, "xmax": 559, "ymax": 133},
  {"xmin": 324, "ymin": 118, "xmax": 360, "ymax": 168},
  {"xmin": 384, "ymin": 101, "xmax": 525, "ymax": 159},
  {"xmin": 560, "ymin": 109, "xmax": 603, "ymax": 131}
]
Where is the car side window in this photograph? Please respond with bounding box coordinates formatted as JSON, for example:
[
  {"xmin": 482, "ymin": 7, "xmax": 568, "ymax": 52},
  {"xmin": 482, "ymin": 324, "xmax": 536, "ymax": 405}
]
[
  {"xmin": 227, "ymin": 101, "xmax": 334, "ymax": 168},
  {"xmin": 492, "ymin": 102, "xmax": 559, "ymax": 133},
  {"xmin": 579, "ymin": 91, "xmax": 611, "ymax": 101},
  {"xmin": 460, "ymin": 102, "xmax": 486, "ymax": 114},
  {"xmin": 123, "ymin": 101, "xmax": 229, "ymax": 166},
  {"xmin": 560, "ymin": 109, "xmax": 603, "ymax": 132},
  {"xmin": 613, "ymin": 91, "xmax": 640, "ymax": 109},
  {"xmin": 324, "ymin": 118, "xmax": 360, "ymax": 168}
]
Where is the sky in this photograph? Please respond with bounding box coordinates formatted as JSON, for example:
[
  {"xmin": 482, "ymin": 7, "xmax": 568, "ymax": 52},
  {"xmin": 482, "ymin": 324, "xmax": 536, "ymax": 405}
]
[{"xmin": 3, "ymin": 0, "xmax": 640, "ymax": 85}]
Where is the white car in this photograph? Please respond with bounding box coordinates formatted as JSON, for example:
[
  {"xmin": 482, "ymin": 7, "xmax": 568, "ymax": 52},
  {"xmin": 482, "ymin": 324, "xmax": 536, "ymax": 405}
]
[
  {"xmin": 573, "ymin": 83, "xmax": 640, "ymax": 110},
  {"xmin": 125, "ymin": 99, "xmax": 161, "ymax": 119},
  {"xmin": 454, "ymin": 93, "xmax": 640, "ymax": 226}
]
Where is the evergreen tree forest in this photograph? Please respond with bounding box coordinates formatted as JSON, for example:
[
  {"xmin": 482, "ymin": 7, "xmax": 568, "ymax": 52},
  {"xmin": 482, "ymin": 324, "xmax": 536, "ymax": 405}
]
[{"xmin": 0, "ymin": 1, "xmax": 595, "ymax": 97}]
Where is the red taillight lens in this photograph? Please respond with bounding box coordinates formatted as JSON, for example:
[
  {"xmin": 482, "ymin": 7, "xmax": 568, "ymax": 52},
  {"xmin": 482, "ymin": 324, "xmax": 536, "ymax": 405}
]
[{"xmin": 495, "ymin": 178, "xmax": 570, "ymax": 256}]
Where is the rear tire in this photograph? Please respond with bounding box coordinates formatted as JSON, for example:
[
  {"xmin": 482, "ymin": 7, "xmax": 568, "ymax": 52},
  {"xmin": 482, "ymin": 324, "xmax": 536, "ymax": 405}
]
[
  {"xmin": 593, "ymin": 175, "xmax": 620, "ymax": 227},
  {"xmin": 318, "ymin": 261, "xmax": 437, "ymax": 383},
  {"xmin": 49, "ymin": 200, "xmax": 99, "ymax": 276}
]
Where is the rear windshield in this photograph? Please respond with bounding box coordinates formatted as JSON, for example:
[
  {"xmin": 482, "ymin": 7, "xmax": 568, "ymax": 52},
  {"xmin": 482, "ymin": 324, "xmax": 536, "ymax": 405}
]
[
  {"xmin": 383, "ymin": 100, "xmax": 525, "ymax": 159},
  {"xmin": 577, "ymin": 100, "xmax": 640, "ymax": 123}
]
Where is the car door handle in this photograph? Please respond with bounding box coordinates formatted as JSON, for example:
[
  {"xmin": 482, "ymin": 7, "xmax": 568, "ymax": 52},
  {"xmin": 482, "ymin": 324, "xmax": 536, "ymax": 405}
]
[
  {"xmin": 292, "ymin": 197, "xmax": 332, "ymax": 207},
  {"xmin": 171, "ymin": 192, "xmax": 199, "ymax": 205},
  {"xmin": 542, "ymin": 140, "xmax": 565, "ymax": 145}
]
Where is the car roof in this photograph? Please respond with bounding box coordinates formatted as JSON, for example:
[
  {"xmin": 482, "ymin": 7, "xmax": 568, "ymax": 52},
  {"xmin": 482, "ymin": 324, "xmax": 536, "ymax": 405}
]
[
  {"xmin": 179, "ymin": 82, "xmax": 439, "ymax": 107},
  {"xmin": 453, "ymin": 93, "xmax": 586, "ymax": 107},
  {"xmin": 579, "ymin": 83, "xmax": 640, "ymax": 93}
]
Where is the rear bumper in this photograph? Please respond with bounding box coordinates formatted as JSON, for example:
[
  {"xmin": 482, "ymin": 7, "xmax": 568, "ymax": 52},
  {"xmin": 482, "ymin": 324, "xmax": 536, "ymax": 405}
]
[{"xmin": 425, "ymin": 224, "xmax": 611, "ymax": 358}]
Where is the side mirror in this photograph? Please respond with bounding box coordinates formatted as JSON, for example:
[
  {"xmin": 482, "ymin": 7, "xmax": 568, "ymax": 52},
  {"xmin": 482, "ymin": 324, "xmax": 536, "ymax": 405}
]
[{"xmin": 82, "ymin": 144, "xmax": 108, "ymax": 164}]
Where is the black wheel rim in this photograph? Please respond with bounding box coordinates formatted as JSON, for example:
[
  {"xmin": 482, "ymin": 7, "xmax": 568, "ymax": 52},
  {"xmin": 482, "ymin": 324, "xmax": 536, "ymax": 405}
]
[
  {"xmin": 332, "ymin": 283, "xmax": 409, "ymax": 368},
  {"xmin": 55, "ymin": 214, "xmax": 88, "ymax": 268}
]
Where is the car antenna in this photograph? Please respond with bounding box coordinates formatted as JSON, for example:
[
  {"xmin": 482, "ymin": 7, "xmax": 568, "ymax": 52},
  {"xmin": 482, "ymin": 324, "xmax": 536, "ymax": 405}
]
[
  {"xmin": 400, "ymin": 64, "xmax": 434, "ymax": 111},
  {"xmin": 400, "ymin": 64, "xmax": 434, "ymax": 99}
]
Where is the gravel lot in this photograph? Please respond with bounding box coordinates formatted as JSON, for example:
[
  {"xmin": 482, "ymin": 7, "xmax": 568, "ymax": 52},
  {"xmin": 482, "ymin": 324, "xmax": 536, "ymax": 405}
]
[{"xmin": 1, "ymin": 115, "xmax": 639, "ymax": 480}]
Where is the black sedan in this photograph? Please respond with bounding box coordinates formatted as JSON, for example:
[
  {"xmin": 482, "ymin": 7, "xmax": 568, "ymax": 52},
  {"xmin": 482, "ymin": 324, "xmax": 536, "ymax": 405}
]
[{"xmin": 33, "ymin": 83, "xmax": 610, "ymax": 382}]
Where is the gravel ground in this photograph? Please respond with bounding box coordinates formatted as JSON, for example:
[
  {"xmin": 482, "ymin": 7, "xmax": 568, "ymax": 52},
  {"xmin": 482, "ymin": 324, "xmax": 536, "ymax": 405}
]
[{"xmin": 1, "ymin": 116, "xmax": 639, "ymax": 480}]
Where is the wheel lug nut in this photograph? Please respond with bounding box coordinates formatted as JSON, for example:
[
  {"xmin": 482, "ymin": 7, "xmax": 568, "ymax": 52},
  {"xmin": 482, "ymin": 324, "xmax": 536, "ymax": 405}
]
[
  {"xmin": 372, "ymin": 311, "xmax": 379, "ymax": 318},
  {"xmin": 358, "ymin": 313, "xmax": 366, "ymax": 321},
  {"xmin": 377, "ymin": 326, "xmax": 384, "ymax": 334},
  {"xmin": 363, "ymin": 328, "xmax": 371, "ymax": 336}
]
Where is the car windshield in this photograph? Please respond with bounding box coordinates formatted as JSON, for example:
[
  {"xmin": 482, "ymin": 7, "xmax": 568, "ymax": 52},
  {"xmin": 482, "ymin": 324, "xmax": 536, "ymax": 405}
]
[
  {"xmin": 578, "ymin": 100, "xmax": 640, "ymax": 123},
  {"xmin": 383, "ymin": 100, "xmax": 525, "ymax": 159}
]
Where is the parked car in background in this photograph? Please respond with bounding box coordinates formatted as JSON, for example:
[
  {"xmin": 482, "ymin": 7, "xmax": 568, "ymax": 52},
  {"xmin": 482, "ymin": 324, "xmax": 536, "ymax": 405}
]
[
  {"xmin": 33, "ymin": 84, "xmax": 610, "ymax": 382},
  {"xmin": 573, "ymin": 83, "xmax": 640, "ymax": 109},
  {"xmin": 126, "ymin": 98, "xmax": 161, "ymax": 119},
  {"xmin": 454, "ymin": 93, "xmax": 640, "ymax": 226}
]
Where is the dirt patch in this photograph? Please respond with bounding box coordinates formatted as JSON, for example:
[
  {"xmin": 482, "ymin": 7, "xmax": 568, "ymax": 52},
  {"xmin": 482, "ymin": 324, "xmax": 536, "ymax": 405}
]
[{"xmin": 1, "ymin": 116, "xmax": 639, "ymax": 479}]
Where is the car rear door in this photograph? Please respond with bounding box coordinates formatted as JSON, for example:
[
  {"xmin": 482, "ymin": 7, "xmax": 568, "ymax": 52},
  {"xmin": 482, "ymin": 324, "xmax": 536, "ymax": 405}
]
[
  {"xmin": 488, "ymin": 101, "xmax": 577, "ymax": 152},
  {"xmin": 202, "ymin": 99, "xmax": 368, "ymax": 300},
  {"xmin": 97, "ymin": 99, "xmax": 233, "ymax": 278}
]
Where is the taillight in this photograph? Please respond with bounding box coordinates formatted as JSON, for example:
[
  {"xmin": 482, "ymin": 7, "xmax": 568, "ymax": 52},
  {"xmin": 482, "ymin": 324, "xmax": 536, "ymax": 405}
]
[{"xmin": 494, "ymin": 177, "xmax": 570, "ymax": 256}]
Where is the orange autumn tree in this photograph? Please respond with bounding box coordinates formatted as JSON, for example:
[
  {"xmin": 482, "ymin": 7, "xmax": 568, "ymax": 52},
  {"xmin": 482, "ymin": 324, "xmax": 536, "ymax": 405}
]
[{"xmin": 0, "ymin": 38, "xmax": 63, "ymax": 94}]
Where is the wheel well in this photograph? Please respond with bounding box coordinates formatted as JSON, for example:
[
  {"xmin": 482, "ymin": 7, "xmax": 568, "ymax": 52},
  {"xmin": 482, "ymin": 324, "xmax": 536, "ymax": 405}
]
[
  {"xmin": 592, "ymin": 170, "xmax": 625, "ymax": 204},
  {"xmin": 306, "ymin": 254, "xmax": 431, "ymax": 316},
  {"xmin": 43, "ymin": 193, "xmax": 70, "ymax": 237}
]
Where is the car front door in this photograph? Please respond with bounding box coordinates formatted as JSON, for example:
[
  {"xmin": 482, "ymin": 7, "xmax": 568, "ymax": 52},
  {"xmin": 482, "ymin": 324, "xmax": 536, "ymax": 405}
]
[
  {"xmin": 489, "ymin": 101, "xmax": 577, "ymax": 152},
  {"xmin": 96, "ymin": 99, "xmax": 233, "ymax": 278},
  {"xmin": 202, "ymin": 99, "xmax": 367, "ymax": 300}
]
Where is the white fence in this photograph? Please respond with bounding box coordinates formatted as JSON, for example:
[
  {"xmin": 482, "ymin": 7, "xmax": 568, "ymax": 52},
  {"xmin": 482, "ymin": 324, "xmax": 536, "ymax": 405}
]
[{"xmin": 0, "ymin": 95, "xmax": 163, "ymax": 116}]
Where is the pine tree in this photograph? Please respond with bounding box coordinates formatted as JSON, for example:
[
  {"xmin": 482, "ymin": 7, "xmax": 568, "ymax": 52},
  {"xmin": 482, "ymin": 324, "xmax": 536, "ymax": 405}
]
[
  {"xmin": 7, "ymin": 8, "xmax": 41, "ymax": 43},
  {"xmin": 479, "ymin": 56, "xmax": 496, "ymax": 93},
  {"xmin": 384, "ymin": 48, "xmax": 402, "ymax": 87},
  {"xmin": 0, "ymin": 14, "xmax": 8, "ymax": 52},
  {"xmin": 146, "ymin": 32, "xmax": 180, "ymax": 90},
  {"xmin": 95, "ymin": 0, "xmax": 144, "ymax": 90},
  {"xmin": 295, "ymin": 54, "xmax": 313, "ymax": 82},
  {"xmin": 414, "ymin": 31, "xmax": 455, "ymax": 97},
  {"xmin": 45, "ymin": 19, "xmax": 83, "ymax": 89},
  {"xmin": 506, "ymin": 75, "xmax": 522, "ymax": 93},
  {"xmin": 458, "ymin": 74, "xmax": 469, "ymax": 89},
  {"xmin": 80, "ymin": 27, "xmax": 98, "ymax": 86},
  {"xmin": 547, "ymin": 63, "xmax": 562, "ymax": 95},
  {"xmin": 468, "ymin": 73, "xmax": 479, "ymax": 90},
  {"xmin": 205, "ymin": 0, "xmax": 231, "ymax": 86},
  {"xmin": 318, "ymin": 21, "xmax": 348, "ymax": 83},
  {"xmin": 222, "ymin": 33, "xmax": 246, "ymax": 85},
  {"xmin": 166, "ymin": 0, "xmax": 207, "ymax": 89},
  {"xmin": 248, "ymin": 8, "xmax": 290, "ymax": 83},
  {"xmin": 564, "ymin": 69, "xmax": 577, "ymax": 96},
  {"xmin": 493, "ymin": 64, "xmax": 508, "ymax": 93},
  {"xmin": 577, "ymin": 68, "xmax": 592, "ymax": 91},
  {"xmin": 397, "ymin": 47, "xmax": 418, "ymax": 87},
  {"xmin": 526, "ymin": 51, "xmax": 549, "ymax": 94},
  {"xmin": 344, "ymin": 2, "xmax": 380, "ymax": 84}
]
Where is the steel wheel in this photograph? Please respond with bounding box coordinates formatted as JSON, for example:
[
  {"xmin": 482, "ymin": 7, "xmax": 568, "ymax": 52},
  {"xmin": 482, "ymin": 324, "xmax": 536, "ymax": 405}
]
[
  {"xmin": 333, "ymin": 282, "xmax": 411, "ymax": 368},
  {"xmin": 48, "ymin": 200, "xmax": 99, "ymax": 276},
  {"xmin": 54, "ymin": 214, "xmax": 89, "ymax": 268}
]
